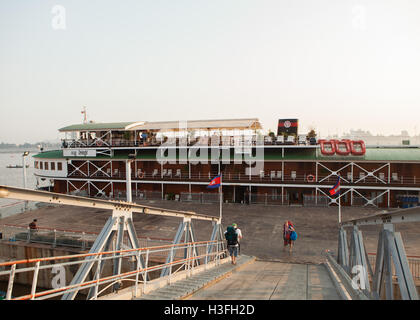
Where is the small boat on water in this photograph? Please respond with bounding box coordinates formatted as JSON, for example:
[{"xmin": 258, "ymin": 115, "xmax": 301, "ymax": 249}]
[{"xmin": 6, "ymin": 165, "xmax": 30, "ymax": 169}]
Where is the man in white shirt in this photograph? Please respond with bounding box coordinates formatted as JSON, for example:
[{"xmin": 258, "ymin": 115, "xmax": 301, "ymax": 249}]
[{"xmin": 232, "ymin": 223, "xmax": 242, "ymax": 255}]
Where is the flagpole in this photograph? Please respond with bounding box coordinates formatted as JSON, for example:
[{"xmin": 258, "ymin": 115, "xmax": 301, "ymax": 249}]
[
  {"xmin": 219, "ymin": 174, "xmax": 223, "ymax": 222},
  {"xmin": 338, "ymin": 193, "xmax": 341, "ymax": 224}
]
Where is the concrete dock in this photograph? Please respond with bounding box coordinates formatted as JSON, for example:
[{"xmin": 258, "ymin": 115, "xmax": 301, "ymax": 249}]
[{"xmin": 1, "ymin": 199, "xmax": 420, "ymax": 300}]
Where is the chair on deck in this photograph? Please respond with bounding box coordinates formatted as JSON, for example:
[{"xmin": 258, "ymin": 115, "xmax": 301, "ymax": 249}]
[
  {"xmin": 270, "ymin": 171, "xmax": 276, "ymax": 180},
  {"xmin": 264, "ymin": 136, "xmax": 273, "ymax": 145},
  {"xmin": 275, "ymin": 136, "xmax": 284, "ymax": 145},
  {"xmin": 286, "ymin": 136, "xmax": 295, "ymax": 144}
]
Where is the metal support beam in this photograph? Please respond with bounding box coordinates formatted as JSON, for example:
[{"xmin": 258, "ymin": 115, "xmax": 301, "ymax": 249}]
[
  {"xmin": 62, "ymin": 207, "xmax": 147, "ymax": 300},
  {"xmin": 341, "ymin": 216, "xmax": 419, "ymax": 300},
  {"xmin": 61, "ymin": 216, "xmax": 116, "ymax": 300},
  {"xmin": 337, "ymin": 227, "xmax": 349, "ymax": 273},
  {"xmin": 348, "ymin": 226, "xmax": 371, "ymax": 294},
  {"xmin": 160, "ymin": 219, "xmax": 186, "ymax": 278},
  {"xmin": 206, "ymin": 221, "xmax": 226, "ymax": 264},
  {"xmin": 0, "ymin": 185, "xmax": 218, "ymax": 222},
  {"xmin": 160, "ymin": 217, "xmax": 204, "ymax": 278},
  {"xmin": 384, "ymin": 228, "xmax": 419, "ymax": 300},
  {"xmin": 126, "ymin": 160, "xmax": 132, "ymax": 202}
]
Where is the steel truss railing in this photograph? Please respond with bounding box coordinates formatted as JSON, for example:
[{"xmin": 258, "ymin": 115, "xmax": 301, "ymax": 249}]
[
  {"xmin": 64, "ymin": 169, "xmax": 420, "ymax": 186},
  {"xmin": 0, "ymin": 239, "xmax": 226, "ymax": 300},
  {"xmin": 336, "ymin": 206, "xmax": 420, "ymax": 300},
  {"xmin": 0, "ymin": 224, "xmax": 173, "ymax": 250},
  {"xmin": 61, "ymin": 135, "xmax": 292, "ymax": 149},
  {"xmin": 0, "ymin": 185, "xmax": 225, "ymax": 300}
]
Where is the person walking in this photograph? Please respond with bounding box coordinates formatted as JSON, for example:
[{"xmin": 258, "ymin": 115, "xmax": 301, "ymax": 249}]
[
  {"xmin": 224, "ymin": 223, "xmax": 241, "ymax": 265},
  {"xmin": 283, "ymin": 220, "xmax": 297, "ymax": 253},
  {"xmin": 28, "ymin": 219, "xmax": 38, "ymax": 240},
  {"xmin": 232, "ymin": 223, "xmax": 242, "ymax": 255},
  {"xmin": 29, "ymin": 219, "xmax": 38, "ymax": 230}
]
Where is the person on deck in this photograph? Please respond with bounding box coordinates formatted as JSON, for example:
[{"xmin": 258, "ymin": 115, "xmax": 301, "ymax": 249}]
[
  {"xmin": 29, "ymin": 219, "xmax": 38, "ymax": 230},
  {"xmin": 28, "ymin": 219, "xmax": 38, "ymax": 238}
]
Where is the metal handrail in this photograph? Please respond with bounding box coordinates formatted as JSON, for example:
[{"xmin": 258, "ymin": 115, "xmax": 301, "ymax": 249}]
[
  {"xmin": 340, "ymin": 206, "xmax": 420, "ymax": 227},
  {"xmin": 0, "ymin": 239, "xmax": 226, "ymax": 300},
  {"xmin": 0, "ymin": 224, "xmax": 173, "ymax": 250},
  {"xmin": 367, "ymin": 252, "xmax": 420, "ymax": 281}
]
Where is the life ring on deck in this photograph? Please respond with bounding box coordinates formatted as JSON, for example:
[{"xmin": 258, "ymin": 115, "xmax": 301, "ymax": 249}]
[
  {"xmin": 319, "ymin": 139, "xmax": 336, "ymax": 156},
  {"xmin": 334, "ymin": 139, "xmax": 351, "ymax": 156},
  {"xmin": 350, "ymin": 140, "xmax": 366, "ymax": 155},
  {"xmin": 307, "ymin": 174, "xmax": 315, "ymax": 183},
  {"xmin": 96, "ymin": 140, "xmax": 103, "ymax": 147},
  {"xmin": 138, "ymin": 171, "xmax": 144, "ymax": 179}
]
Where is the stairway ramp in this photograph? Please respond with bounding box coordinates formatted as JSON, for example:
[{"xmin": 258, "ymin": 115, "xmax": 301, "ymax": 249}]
[{"xmin": 135, "ymin": 255, "xmax": 256, "ymax": 300}]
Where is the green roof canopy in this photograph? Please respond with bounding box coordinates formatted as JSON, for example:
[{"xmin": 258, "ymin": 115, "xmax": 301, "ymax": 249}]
[{"xmin": 58, "ymin": 122, "xmax": 139, "ymax": 132}]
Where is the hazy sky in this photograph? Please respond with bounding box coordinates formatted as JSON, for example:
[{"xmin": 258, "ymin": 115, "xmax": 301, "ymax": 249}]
[{"xmin": 1, "ymin": 0, "xmax": 420, "ymax": 143}]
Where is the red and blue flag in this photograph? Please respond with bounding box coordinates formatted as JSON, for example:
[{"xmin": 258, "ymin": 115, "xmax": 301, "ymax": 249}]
[
  {"xmin": 207, "ymin": 175, "xmax": 221, "ymax": 189},
  {"xmin": 329, "ymin": 176, "xmax": 341, "ymax": 196}
]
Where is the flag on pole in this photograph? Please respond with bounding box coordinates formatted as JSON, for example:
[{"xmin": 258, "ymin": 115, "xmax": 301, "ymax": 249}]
[
  {"xmin": 207, "ymin": 175, "xmax": 221, "ymax": 189},
  {"xmin": 329, "ymin": 176, "xmax": 341, "ymax": 196}
]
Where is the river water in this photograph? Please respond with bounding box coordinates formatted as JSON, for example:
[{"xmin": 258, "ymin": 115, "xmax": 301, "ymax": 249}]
[{"xmin": 0, "ymin": 150, "xmax": 39, "ymax": 207}]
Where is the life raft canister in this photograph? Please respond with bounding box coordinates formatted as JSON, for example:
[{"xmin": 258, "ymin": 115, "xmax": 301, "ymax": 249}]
[
  {"xmin": 350, "ymin": 140, "xmax": 366, "ymax": 155},
  {"xmin": 334, "ymin": 139, "xmax": 351, "ymax": 156},
  {"xmin": 319, "ymin": 139, "xmax": 336, "ymax": 155}
]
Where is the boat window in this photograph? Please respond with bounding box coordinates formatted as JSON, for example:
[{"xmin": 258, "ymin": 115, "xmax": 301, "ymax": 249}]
[
  {"xmin": 34, "ymin": 161, "xmax": 38, "ymax": 169},
  {"xmin": 57, "ymin": 162, "xmax": 62, "ymax": 171},
  {"xmin": 51, "ymin": 162, "xmax": 55, "ymax": 170},
  {"xmin": 44, "ymin": 162, "xmax": 49, "ymax": 170},
  {"xmin": 40, "ymin": 162, "xmax": 43, "ymax": 170}
]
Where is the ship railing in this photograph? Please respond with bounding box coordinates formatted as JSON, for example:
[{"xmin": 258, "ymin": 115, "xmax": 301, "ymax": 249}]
[
  {"xmin": 65, "ymin": 170, "xmax": 420, "ymax": 186},
  {"xmin": 61, "ymin": 135, "xmax": 303, "ymax": 149},
  {"xmin": 0, "ymin": 239, "xmax": 226, "ymax": 300},
  {"xmin": 67, "ymin": 188, "xmax": 406, "ymax": 208},
  {"xmin": 249, "ymin": 193, "xmax": 290, "ymax": 205},
  {"xmin": 0, "ymin": 224, "xmax": 173, "ymax": 251},
  {"xmin": 302, "ymin": 195, "xmax": 330, "ymax": 207},
  {"xmin": 72, "ymin": 190, "xmax": 293, "ymax": 206}
]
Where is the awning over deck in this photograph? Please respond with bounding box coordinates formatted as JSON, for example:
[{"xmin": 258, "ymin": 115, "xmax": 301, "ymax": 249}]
[
  {"xmin": 58, "ymin": 118, "xmax": 262, "ymax": 133},
  {"xmin": 128, "ymin": 118, "xmax": 262, "ymax": 131},
  {"xmin": 58, "ymin": 122, "xmax": 144, "ymax": 132}
]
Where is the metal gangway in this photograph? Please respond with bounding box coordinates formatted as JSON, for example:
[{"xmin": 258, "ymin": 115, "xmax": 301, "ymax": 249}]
[
  {"xmin": 0, "ymin": 185, "xmax": 226, "ymax": 300},
  {"xmin": 1, "ymin": 185, "xmax": 419, "ymax": 300},
  {"xmin": 327, "ymin": 206, "xmax": 420, "ymax": 300}
]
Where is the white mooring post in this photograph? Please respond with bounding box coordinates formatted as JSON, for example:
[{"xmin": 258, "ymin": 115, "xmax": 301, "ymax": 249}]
[{"xmin": 126, "ymin": 160, "xmax": 132, "ymax": 203}]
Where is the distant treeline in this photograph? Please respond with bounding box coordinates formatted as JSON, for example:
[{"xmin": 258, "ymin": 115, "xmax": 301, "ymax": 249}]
[{"xmin": 0, "ymin": 142, "xmax": 60, "ymax": 149}]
